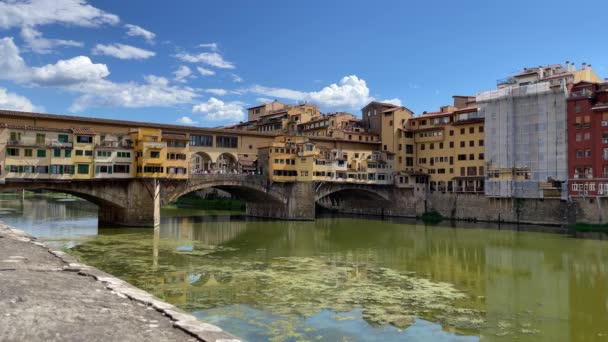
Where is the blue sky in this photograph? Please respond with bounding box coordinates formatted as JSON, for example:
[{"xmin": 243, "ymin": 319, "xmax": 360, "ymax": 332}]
[{"xmin": 0, "ymin": 0, "xmax": 607, "ymax": 127}]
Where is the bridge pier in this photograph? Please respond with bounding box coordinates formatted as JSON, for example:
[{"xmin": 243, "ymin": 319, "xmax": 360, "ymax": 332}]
[
  {"xmin": 246, "ymin": 182, "xmax": 315, "ymax": 220},
  {"xmin": 98, "ymin": 179, "xmax": 160, "ymax": 227}
]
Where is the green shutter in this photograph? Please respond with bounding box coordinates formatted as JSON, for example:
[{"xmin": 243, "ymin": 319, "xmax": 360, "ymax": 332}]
[
  {"xmin": 54, "ymin": 149, "xmax": 61, "ymax": 157},
  {"xmin": 108, "ymin": 166, "xmax": 113, "ymax": 174},
  {"xmin": 95, "ymin": 165, "xmax": 100, "ymax": 174}
]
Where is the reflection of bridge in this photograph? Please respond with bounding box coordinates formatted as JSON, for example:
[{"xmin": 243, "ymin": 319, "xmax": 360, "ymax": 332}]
[{"xmin": 1, "ymin": 174, "xmax": 418, "ymax": 226}]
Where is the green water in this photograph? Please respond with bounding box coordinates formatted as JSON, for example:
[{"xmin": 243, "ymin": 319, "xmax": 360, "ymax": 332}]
[{"xmin": 1, "ymin": 195, "xmax": 608, "ymax": 341}]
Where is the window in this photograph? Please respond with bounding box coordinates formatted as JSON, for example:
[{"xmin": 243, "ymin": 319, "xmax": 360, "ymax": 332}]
[
  {"xmin": 479, "ymin": 126, "xmax": 484, "ymax": 133},
  {"xmin": 585, "ymin": 149, "xmax": 592, "ymax": 157},
  {"xmin": 7, "ymin": 148, "xmax": 19, "ymax": 156},
  {"xmin": 430, "ymin": 143, "xmax": 434, "ymax": 150},
  {"xmin": 216, "ymin": 136, "xmax": 238, "ymax": 148},
  {"xmin": 460, "ymin": 141, "xmax": 465, "ymax": 148},
  {"xmin": 389, "ymin": 120, "xmax": 393, "ymax": 126},
  {"xmin": 25, "ymin": 149, "xmax": 32, "ymax": 157},
  {"xmin": 460, "ymin": 128, "xmax": 465, "ymax": 135},
  {"xmin": 458, "ymin": 154, "xmax": 467, "ymax": 161},
  {"xmin": 10, "ymin": 132, "xmax": 21, "ymax": 141},
  {"xmin": 36, "ymin": 134, "xmax": 45, "ymax": 144},
  {"xmin": 76, "ymin": 150, "xmax": 83, "ymax": 156},
  {"xmin": 479, "ymin": 153, "xmax": 484, "ymax": 160},
  {"xmin": 150, "ymin": 151, "xmax": 160, "ymax": 158},
  {"xmin": 584, "ymin": 132, "xmax": 591, "ymax": 141},
  {"xmin": 37, "ymin": 149, "xmax": 46, "ymax": 158},
  {"xmin": 576, "ymin": 149, "xmax": 583, "ymax": 158},
  {"xmin": 95, "ymin": 165, "xmax": 112, "ymax": 174},
  {"xmin": 469, "ymin": 127, "xmax": 474, "ymax": 134},
  {"xmin": 65, "ymin": 149, "xmax": 72, "ymax": 158},
  {"xmin": 190, "ymin": 134, "xmax": 213, "ymax": 147},
  {"xmin": 35, "ymin": 166, "xmax": 48, "ymax": 173},
  {"xmin": 97, "ymin": 151, "xmax": 112, "ymax": 157},
  {"xmin": 469, "ymin": 141, "xmax": 474, "ymax": 147},
  {"xmin": 449, "ymin": 130, "xmax": 454, "ymax": 136},
  {"xmin": 77, "ymin": 164, "xmax": 89, "ymax": 174},
  {"xmin": 383, "ymin": 144, "xmax": 387, "ymax": 151},
  {"xmin": 479, "ymin": 140, "xmax": 484, "ymax": 146},
  {"xmin": 117, "ymin": 152, "xmax": 131, "ymax": 158},
  {"xmin": 576, "ymin": 133, "xmax": 582, "ymax": 142},
  {"xmin": 398, "ymin": 144, "xmax": 402, "ymax": 151},
  {"xmin": 85, "ymin": 150, "xmax": 93, "ymax": 156},
  {"xmin": 114, "ymin": 165, "xmax": 130, "ymax": 173},
  {"xmin": 144, "ymin": 166, "xmax": 164, "ymax": 173},
  {"xmin": 469, "ymin": 154, "xmax": 475, "ymax": 160},
  {"xmin": 54, "ymin": 149, "xmax": 61, "ymax": 157},
  {"xmin": 439, "ymin": 142, "xmax": 444, "ymax": 149},
  {"xmin": 420, "ymin": 144, "xmax": 425, "ymax": 151},
  {"xmin": 449, "ymin": 142, "xmax": 454, "ymax": 148},
  {"xmin": 76, "ymin": 135, "xmax": 93, "ymax": 143},
  {"xmin": 406, "ymin": 145, "xmax": 413, "ymax": 154},
  {"xmin": 58, "ymin": 134, "xmax": 69, "ymax": 143}
]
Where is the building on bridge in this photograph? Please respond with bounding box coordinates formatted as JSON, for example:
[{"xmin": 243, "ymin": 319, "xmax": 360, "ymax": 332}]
[{"xmin": 257, "ymin": 135, "xmax": 395, "ymax": 185}]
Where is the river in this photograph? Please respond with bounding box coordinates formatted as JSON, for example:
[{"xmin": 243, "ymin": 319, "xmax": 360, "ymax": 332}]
[{"xmin": 1, "ymin": 194, "xmax": 607, "ymax": 341}]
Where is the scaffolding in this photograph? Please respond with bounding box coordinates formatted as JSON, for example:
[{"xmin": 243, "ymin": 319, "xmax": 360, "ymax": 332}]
[{"xmin": 477, "ymin": 81, "xmax": 568, "ymax": 199}]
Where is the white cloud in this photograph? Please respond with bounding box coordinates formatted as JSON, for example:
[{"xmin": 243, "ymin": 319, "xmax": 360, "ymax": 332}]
[
  {"xmin": 0, "ymin": 0, "xmax": 120, "ymax": 29},
  {"xmin": 196, "ymin": 66, "xmax": 215, "ymax": 76},
  {"xmin": 0, "ymin": 87, "xmax": 39, "ymax": 111},
  {"xmin": 30, "ymin": 55, "xmax": 110, "ymax": 86},
  {"xmin": 176, "ymin": 116, "xmax": 198, "ymax": 125},
  {"xmin": 204, "ymin": 88, "xmax": 228, "ymax": 96},
  {"xmin": 20, "ymin": 26, "xmax": 82, "ymax": 53},
  {"xmin": 231, "ymin": 73, "xmax": 243, "ymax": 83},
  {"xmin": 0, "ymin": 37, "xmax": 196, "ymax": 111},
  {"xmin": 92, "ymin": 43, "xmax": 155, "ymax": 60},
  {"xmin": 124, "ymin": 24, "xmax": 155, "ymax": 43},
  {"xmin": 256, "ymin": 97, "xmax": 273, "ymax": 103},
  {"xmin": 247, "ymin": 75, "xmax": 373, "ymax": 109},
  {"xmin": 173, "ymin": 65, "xmax": 192, "ymax": 83},
  {"xmin": 175, "ymin": 51, "xmax": 234, "ymax": 69},
  {"xmin": 380, "ymin": 98, "xmax": 402, "ymax": 106},
  {"xmin": 192, "ymin": 97, "xmax": 244, "ymax": 122},
  {"xmin": 198, "ymin": 43, "xmax": 218, "ymax": 51}
]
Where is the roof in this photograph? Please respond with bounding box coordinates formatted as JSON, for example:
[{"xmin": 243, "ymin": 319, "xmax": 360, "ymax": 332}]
[
  {"xmin": 0, "ymin": 123, "xmax": 71, "ymax": 133},
  {"xmin": 70, "ymin": 127, "xmax": 95, "ymax": 135},
  {"xmin": 0, "ymin": 109, "xmax": 280, "ymax": 138}
]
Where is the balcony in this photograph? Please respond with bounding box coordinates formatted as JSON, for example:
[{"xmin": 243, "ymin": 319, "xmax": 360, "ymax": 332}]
[
  {"xmin": 7, "ymin": 140, "xmax": 43, "ymax": 147},
  {"xmin": 569, "ymin": 89, "xmax": 594, "ymax": 99},
  {"xmin": 48, "ymin": 141, "xmax": 73, "ymax": 148},
  {"xmin": 97, "ymin": 141, "xmax": 133, "ymax": 148},
  {"xmin": 143, "ymin": 141, "xmax": 166, "ymax": 149}
]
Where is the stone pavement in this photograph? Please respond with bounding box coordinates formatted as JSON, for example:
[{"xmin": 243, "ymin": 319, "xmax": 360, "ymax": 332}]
[{"xmin": 0, "ymin": 223, "xmax": 241, "ymax": 342}]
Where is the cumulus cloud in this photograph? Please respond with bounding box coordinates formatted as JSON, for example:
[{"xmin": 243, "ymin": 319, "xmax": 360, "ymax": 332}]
[
  {"xmin": 196, "ymin": 66, "xmax": 215, "ymax": 76},
  {"xmin": 0, "ymin": 0, "xmax": 120, "ymax": 29},
  {"xmin": 204, "ymin": 88, "xmax": 228, "ymax": 96},
  {"xmin": 20, "ymin": 26, "xmax": 82, "ymax": 53},
  {"xmin": 124, "ymin": 24, "xmax": 155, "ymax": 43},
  {"xmin": 0, "ymin": 0, "xmax": 119, "ymax": 53},
  {"xmin": 192, "ymin": 97, "xmax": 244, "ymax": 122},
  {"xmin": 0, "ymin": 87, "xmax": 39, "ymax": 111},
  {"xmin": 246, "ymin": 75, "xmax": 373, "ymax": 109},
  {"xmin": 380, "ymin": 98, "xmax": 402, "ymax": 106},
  {"xmin": 198, "ymin": 43, "xmax": 218, "ymax": 51},
  {"xmin": 176, "ymin": 116, "xmax": 198, "ymax": 125},
  {"xmin": 173, "ymin": 65, "xmax": 192, "ymax": 83},
  {"xmin": 256, "ymin": 97, "xmax": 273, "ymax": 103},
  {"xmin": 0, "ymin": 37, "xmax": 196, "ymax": 111},
  {"xmin": 175, "ymin": 51, "xmax": 234, "ymax": 69},
  {"xmin": 92, "ymin": 43, "xmax": 155, "ymax": 60}
]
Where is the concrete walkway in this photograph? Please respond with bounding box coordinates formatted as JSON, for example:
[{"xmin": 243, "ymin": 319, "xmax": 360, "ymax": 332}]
[{"xmin": 0, "ymin": 223, "xmax": 241, "ymax": 342}]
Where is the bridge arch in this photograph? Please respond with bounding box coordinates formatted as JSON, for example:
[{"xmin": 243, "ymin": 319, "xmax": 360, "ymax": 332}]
[
  {"xmin": 190, "ymin": 151, "xmax": 213, "ymax": 173},
  {"xmin": 314, "ymin": 183, "xmax": 391, "ymax": 202},
  {"xmin": 217, "ymin": 153, "xmax": 237, "ymax": 173}
]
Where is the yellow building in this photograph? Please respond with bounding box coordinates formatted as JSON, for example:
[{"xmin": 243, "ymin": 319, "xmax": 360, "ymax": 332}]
[
  {"xmin": 163, "ymin": 133, "xmax": 190, "ymax": 179},
  {"xmin": 1, "ymin": 124, "xmax": 74, "ymax": 181},
  {"xmin": 131, "ymin": 128, "xmax": 167, "ymax": 178},
  {"xmin": 72, "ymin": 127, "xmax": 96, "ymax": 179},
  {"xmin": 400, "ymin": 98, "xmax": 485, "ymax": 193}
]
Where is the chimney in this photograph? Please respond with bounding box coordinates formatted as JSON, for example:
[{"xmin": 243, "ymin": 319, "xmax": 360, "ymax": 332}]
[{"xmin": 582, "ymin": 62, "xmax": 587, "ymax": 70}]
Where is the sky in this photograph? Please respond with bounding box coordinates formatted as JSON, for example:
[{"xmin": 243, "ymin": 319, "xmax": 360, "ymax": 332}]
[{"xmin": 0, "ymin": 0, "xmax": 607, "ymax": 127}]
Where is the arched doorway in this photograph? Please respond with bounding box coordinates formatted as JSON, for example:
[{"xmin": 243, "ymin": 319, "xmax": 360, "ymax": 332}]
[
  {"xmin": 190, "ymin": 152, "xmax": 213, "ymax": 173},
  {"xmin": 217, "ymin": 153, "xmax": 237, "ymax": 173}
]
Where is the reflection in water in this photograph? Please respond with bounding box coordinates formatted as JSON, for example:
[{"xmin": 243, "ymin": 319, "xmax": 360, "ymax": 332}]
[{"xmin": 2, "ymin": 196, "xmax": 608, "ymax": 341}]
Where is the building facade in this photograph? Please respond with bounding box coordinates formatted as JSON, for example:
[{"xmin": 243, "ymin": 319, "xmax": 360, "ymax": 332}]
[{"xmin": 567, "ymin": 82, "xmax": 608, "ymax": 197}]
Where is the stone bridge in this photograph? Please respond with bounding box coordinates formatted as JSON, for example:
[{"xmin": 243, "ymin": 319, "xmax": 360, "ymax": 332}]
[{"xmin": 1, "ymin": 175, "xmax": 417, "ymax": 226}]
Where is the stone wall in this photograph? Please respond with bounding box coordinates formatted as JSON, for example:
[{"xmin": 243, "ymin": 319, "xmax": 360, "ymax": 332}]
[{"xmin": 247, "ymin": 181, "xmax": 315, "ymax": 220}]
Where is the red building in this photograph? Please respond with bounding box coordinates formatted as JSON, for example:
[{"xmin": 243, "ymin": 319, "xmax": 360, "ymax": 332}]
[{"xmin": 567, "ymin": 82, "xmax": 608, "ymax": 197}]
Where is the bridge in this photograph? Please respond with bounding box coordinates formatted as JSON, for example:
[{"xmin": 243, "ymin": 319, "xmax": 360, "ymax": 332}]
[{"xmin": 1, "ymin": 174, "xmax": 418, "ymax": 226}]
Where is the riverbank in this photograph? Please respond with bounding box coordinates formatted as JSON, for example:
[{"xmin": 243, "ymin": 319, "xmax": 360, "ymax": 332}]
[{"xmin": 0, "ymin": 222, "xmax": 241, "ymax": 342}]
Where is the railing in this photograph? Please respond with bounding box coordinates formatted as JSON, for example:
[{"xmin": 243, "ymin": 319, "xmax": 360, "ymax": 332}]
[
  {"xmin": 96, "ymin": 141, "xmax": 132, "ymax": 148},
  {"xmin": 569, "ymin": 89, "xmax": 594, "ymax": 98},
  {"xmin": 143, "ymin": 142, "xmax": 166, "ymax": 149},
  {"xmin": 49, "ymin": 141, "xmax": 73, "ymax": 148}
]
